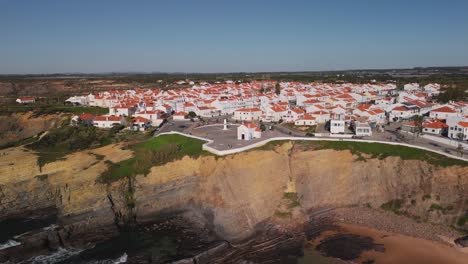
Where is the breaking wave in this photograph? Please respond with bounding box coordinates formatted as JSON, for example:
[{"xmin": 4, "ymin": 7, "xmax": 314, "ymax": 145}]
[
  {"xmin": 9, "ymin": 247, "xmax": 84, "ymax": 264},
  {"xmin": 6, "ymin": 248, "xmax": 128, "ymax": 264},
  {"xmin": 86, "ymin": 253, "xmax": 128, "ymax": 264},
  {"xmin": 0, "ymin": 239, "xmax": 21, "ymax": 250}
]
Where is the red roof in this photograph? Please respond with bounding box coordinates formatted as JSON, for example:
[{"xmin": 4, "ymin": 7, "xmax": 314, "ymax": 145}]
[
  {"xmin": 423, "ymin": 120, "xmax": 448, "ymax": 129},
  {"xmin": 133, "ymin": 116, "xmax": 150, "ymax": 123},
  {"xmin": 431, "ymin": 106, "xmax": 456, "ymax": 113},
  {"xmin": 271, "ymin": 105, "xmax": 287, "ymax": 112},
  {"xmin": 393, "ymin": 106, "xmax": 409, "ymax": 111},
  {"xmin": 458, "ymin": 121, "xmax": 468, "ymax": 128},
  {"xmin": 78, "ymin": 113, "xmax": 95, "ymax": 121},
  {"xmin": 291, "ymin": 108, "xmax": 305, "ymax": 114},
  {"xmin": 303, "ymin": 99, "xmax": 321, "ymax": 104},
  {"xmin": 137, "ymin": 110, "xmax": 158, "ymax": 114},
  {"xmin": 301, "ymin": 114, "xmax": 316, "ymax": 120},
  {"xmin": 241, "ymin": 122, "xmax": 261, "ymax": 131},
  {"xmin": 18, "ymin": 97, "xmax": 35, "ymax": 101},
  {"xmin": 94, "ymin": 115, "xmax": 121, "ymax": 122},
  {"xmin": 174, "ymin": 111, "xmax": 188, "ymax": 116},
  {"xmin": 235, "ymin": 107, "xmax": 262, "ymax": 112},
  {"xmin": 311, "ymin": 111, "xmax": 329, "ymax": 115}
]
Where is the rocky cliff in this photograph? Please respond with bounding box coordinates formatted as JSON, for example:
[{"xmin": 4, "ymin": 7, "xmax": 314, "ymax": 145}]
[
  {"xmin": 0, "ymin": 112, "xmax": 66, "ymax": 147},
  {"xmin": 0, "ymin": 141, "xmax": 467, "ymax": 261},
  {"xmin": 1, "ymin": 141, "xmax": 467, "ymax": 233}
]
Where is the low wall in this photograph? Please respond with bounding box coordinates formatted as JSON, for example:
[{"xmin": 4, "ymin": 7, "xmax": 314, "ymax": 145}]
[
  {"xmin": 156, "ymin": 131, "xmax": 468, "ymax": 162},
  {"xmin": 329, "ymin": 134, "xmax": 354, "ymax": 138},
  {"xmin": 193, "ymin": 123, "xmax": 238, "ymax": 129}
]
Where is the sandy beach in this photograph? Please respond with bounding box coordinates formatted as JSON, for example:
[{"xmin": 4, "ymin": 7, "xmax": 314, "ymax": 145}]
[{"xmin": 305, "ymin": 223, "xmax": 467, "ymax": 264}]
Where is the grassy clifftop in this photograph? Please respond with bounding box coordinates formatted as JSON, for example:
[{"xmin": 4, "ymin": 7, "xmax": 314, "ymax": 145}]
[
  {"xmin": 98, "ymin": 135, "xmax": 467, "ymax": 185},
  {"xmin": 266, "ymin": 140, "xmax": 468, "ymax": 167},
  {"xmin": 98, "ymin": 134, "xmax": 210, "ymax": 184}
]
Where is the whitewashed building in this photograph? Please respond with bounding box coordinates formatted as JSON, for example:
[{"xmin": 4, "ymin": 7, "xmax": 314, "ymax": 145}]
[
  {"xmin": 355, "ymin": 122, "xmax": 372, "ymax": 137},
  {"xmin": 330, "ymin": 120, "xmax": 346, "ymax": 134},
  {"xmin": 237, "ymin": 122, "xmax": 262, "ymax": 140},
  {"xmin": 233, "ymin": 108, "xmax": 262, "ymax": 121},
  {"xmin": 93, "ymin": 116, "xmax": 125, "ymax": 128}
]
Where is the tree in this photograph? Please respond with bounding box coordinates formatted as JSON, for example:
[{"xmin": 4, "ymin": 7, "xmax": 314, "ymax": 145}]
[
  {"xmin": 457, "ymin": 143, "xmax": 464, "ymax": 158},
  {"xmin": 275, "ymin": 82, "xmax": 281, "ymax": 95},
  {"xmin": 125, "ymin": 115, "xmax": 134, "ymax": 127},
  {"xmin": 396, "ymin": 81, "xmax": 404, "ymax": 91},
  {"xmin": 435, "ymin": 88, "xmax": 468, "ymax": 103},
  {"xmin": 412, "ymin": 115, "xmax": 424, "ymax": 136},
  {"xmin": 186, "ymin": 111, "xmax": 197, "ymax": 119}
]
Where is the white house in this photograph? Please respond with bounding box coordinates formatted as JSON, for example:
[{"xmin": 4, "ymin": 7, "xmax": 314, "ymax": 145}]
[
  {"xmin": 263, "ymin": 105, "xmax": 288, "ymax": 122},
  {"xmin": 133, "ymin": 116, "xmax": 151, "ymax": 131},
  {"xmin": 155, "ymin": 104, "xmax": 173, "ymax": 114},
  {"xmin": 233, "ymin": 108, "xmax": 262, "ymax": 121},
  {"xmin": 183, "ymin": 102, "xmax": 198, "ymax": 113},
  {"xmin": 197, "ymin": 106, "xmax": 218, "ymax": 117},
  {"xmin": 65, "ymin": 96, "xmax": 88, "ymax": 105},
  {"xmin": 109, "ymin": 104, "xmax": 136, "ymax": 117},
  {"xmin": 330, "ymin": 120, "xmax": 346, "ymax": 134},
  {"xmin": 422, "ymin": 120, "xmax": 448, "ymax": 135},
  {"xmin": 16, "ymin": 97, "xmax": 35, "ymax": 104},
  {"xmin": 294, "ymin": 115, "xmax": 316, "ymax": 126},
  {"xmin": 429, "ymin": 106, "xmax": 459, "ymax": 120},
  {"xmin": 282, "ymin": 108, "xmax": 305, "ymax": 123},
  {"xmin": 93, "ymin": 115, "xmax": 125, "ymax": 128},
  {"xmin": 329, "ymin": 105, "xmax": 347, "ymax": 120},
  {"xmin": 423, "ymin": 83, "xmax": 441, "ymax": 96},
  {"xmin": 134, "ymin": 110, "xmax": 164, "ymax": 126},
  {"xmin": 237, "ymin": 122, "xmax": 262, "ymax": 140},
  {"xmin": 355, "ymin": 122, "xmax": 372, "ymax": 137},
  {"xmin": 404, "ymin": 83, "xmax": 420, "ymax": 91},
  {"xmin": 173, "ymin": 111, "xmax": 188, "ymax": 120},
  {"xmin": 362, "ymin": 109, "xmax": 386, "ymax": 124},
  {"xmin": 310, "ymin": 110, "xmax": 330, "ymax": 123},
  {"xmin": 448, "ymin": 121, "xmax": 468, "ymax": 140},
  {"xmin": 389, "ymin": 105, "xmax": 418, "ymax": 121}
]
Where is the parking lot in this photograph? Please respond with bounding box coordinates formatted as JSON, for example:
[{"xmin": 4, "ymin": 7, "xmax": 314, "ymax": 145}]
[{"xmin": 191, "ymin": 123, "xmax": 287, "ymax": 150}]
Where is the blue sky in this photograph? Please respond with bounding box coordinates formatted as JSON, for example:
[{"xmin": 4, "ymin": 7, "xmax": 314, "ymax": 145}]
[{"xmin": 1, "ymin": 0, "xmax": 467, "ymax": 74}]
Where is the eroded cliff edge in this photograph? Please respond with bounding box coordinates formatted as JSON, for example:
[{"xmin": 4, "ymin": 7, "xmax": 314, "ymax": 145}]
[{"xmin": 0, "ymin": 141, "xmax": 467, "ymax": 261}]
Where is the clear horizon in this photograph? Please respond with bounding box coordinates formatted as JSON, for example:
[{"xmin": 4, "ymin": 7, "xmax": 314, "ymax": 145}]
[{"xmin": 1, "ymin": 0, "xmax": 468, "ymax": 74}]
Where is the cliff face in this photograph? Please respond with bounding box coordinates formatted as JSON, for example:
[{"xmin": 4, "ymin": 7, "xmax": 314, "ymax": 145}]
[
  {"xmin": 0, "ymin": 142, "xmax": 466, "ymax": 242},
  {"xmin": 0, "ymin": 112, "xmax": 65, "ymax": 146}
]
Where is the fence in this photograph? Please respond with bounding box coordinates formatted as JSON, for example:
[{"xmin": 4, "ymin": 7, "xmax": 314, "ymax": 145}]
[{"xmin": 156, "ymin": 131, "xmax": 468, "ymax": 162}]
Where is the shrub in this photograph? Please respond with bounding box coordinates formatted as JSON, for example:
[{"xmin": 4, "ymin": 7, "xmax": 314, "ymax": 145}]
[{"xmin": 381, "ymin": 199, "xmax": 404, "ymax": 214}]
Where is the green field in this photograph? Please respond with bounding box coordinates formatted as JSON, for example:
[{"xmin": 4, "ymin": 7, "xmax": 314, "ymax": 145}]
[{"xmin": 98, "ymin": 134, "xmax": 210, "ymax": 184}]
